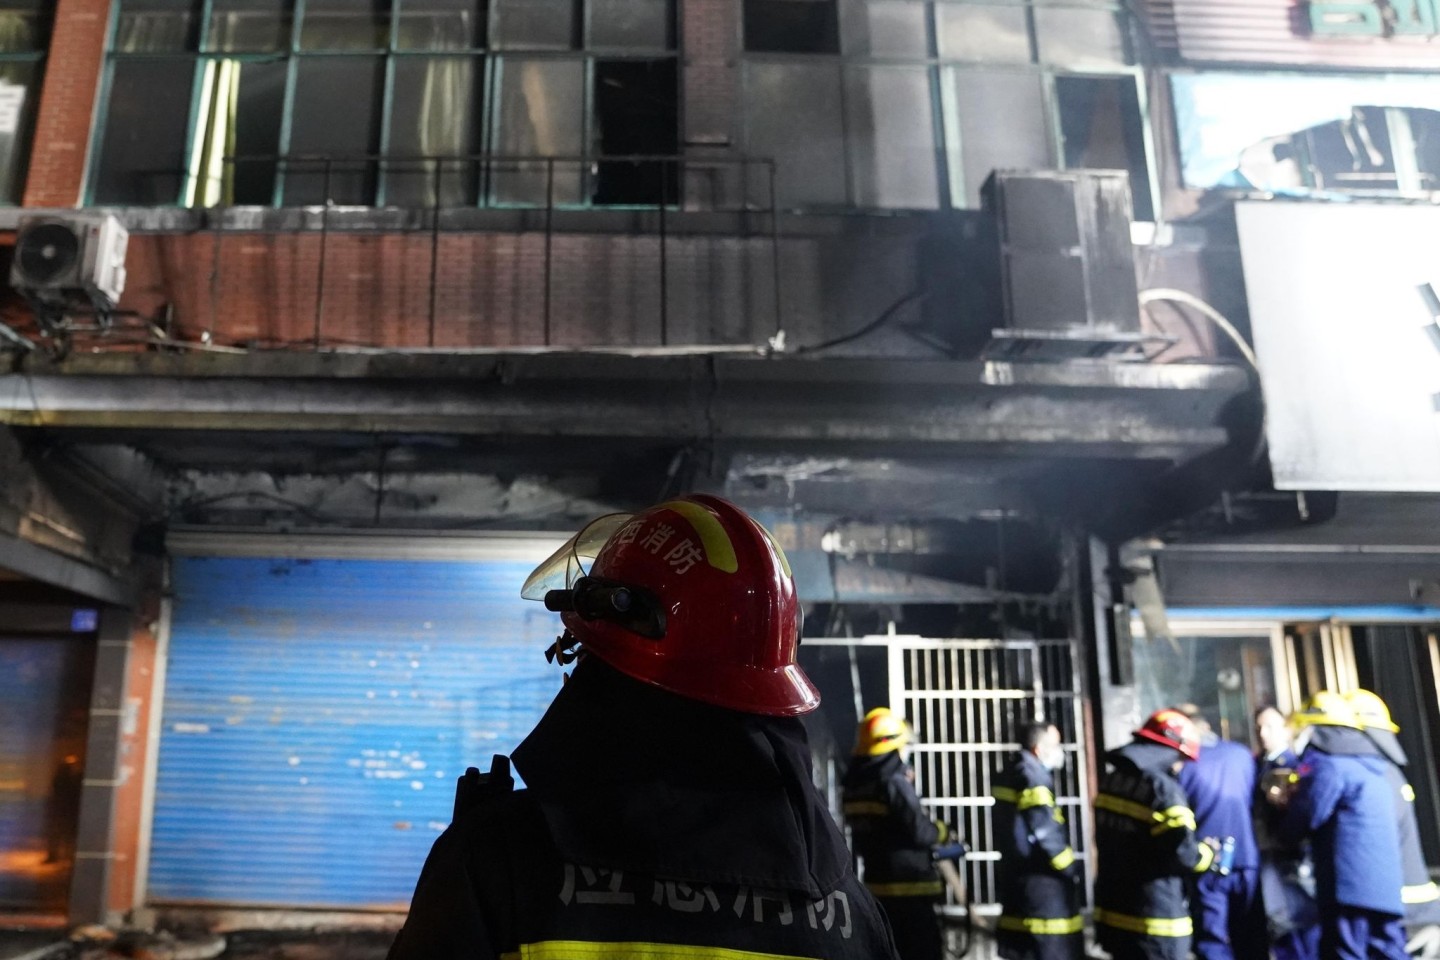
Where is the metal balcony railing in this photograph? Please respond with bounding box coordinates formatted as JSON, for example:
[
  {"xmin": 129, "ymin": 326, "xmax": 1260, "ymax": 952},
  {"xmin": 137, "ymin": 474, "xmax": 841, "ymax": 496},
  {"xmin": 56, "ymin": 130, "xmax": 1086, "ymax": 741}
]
[{"xmin": 200, "ymin": 153, "xmax": 783, "ymax": 352}]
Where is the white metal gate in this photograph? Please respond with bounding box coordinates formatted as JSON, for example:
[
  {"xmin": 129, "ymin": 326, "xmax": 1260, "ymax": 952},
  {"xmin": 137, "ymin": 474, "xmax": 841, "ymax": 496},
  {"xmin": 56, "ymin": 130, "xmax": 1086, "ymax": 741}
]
[{"xmin": 888, "ymin": 637, "xmax": 1092, "ymax": 911}]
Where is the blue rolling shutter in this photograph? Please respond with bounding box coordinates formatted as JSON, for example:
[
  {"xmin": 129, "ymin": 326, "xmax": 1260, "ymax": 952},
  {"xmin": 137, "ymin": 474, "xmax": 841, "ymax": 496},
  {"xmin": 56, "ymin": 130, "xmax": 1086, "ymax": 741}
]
[{"xmin": 148, "ymin": 554, "xmax": 564, "ymax": 908}]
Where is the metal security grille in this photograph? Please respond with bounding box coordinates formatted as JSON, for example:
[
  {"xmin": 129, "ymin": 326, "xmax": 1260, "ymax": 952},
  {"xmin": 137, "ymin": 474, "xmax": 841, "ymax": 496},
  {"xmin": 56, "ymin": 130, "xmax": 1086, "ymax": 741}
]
[{"xmin": 889, "ymin": 638, "xmax": 1091, "ymax": 911}]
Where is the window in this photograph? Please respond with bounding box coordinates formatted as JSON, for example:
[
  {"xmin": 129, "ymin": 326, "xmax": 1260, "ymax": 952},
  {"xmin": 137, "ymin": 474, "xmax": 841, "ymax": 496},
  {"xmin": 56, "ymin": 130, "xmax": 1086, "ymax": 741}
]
[
  {"xmin": 0, "ymin": 0, "xmax": 51, "ymax": 204},
  {"xmin": 93, "ymin": 0, "xmax": 676, "ymax": 207},
  {"xmin": 742, "ymin": 0, "xmax": 1148, "ymax": 213}
]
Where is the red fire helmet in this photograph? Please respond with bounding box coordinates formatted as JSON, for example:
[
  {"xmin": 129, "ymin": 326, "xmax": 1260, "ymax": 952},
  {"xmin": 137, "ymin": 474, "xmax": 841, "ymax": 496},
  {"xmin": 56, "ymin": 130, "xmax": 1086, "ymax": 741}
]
[
  {"xmin": 522, "ymin": 494, "xmax": 819, "ymax": 717},
  {"xmin": 1134, "ymin": 708, "xmax": 1202, "ymax": 761}
]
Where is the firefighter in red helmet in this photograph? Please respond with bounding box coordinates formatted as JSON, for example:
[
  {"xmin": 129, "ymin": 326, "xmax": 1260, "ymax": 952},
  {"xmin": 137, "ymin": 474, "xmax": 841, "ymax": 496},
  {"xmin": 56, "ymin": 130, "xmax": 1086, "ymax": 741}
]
[
  {"xmin": 1093, "ymin": 708, "xmax": 1222, "ymax": 960},
  {"xmin": 387, "ymin": 494, "xmax": 901, "ymax": 960}
]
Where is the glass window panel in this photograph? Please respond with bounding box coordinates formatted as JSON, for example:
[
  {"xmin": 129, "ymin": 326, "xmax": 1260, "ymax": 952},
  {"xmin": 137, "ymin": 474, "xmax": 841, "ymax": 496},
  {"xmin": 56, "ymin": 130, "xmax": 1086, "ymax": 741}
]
[
  {"xmin": 0, "ymin": 0, "xmax": 51, "ymax": 52},
  {"xmin": 395, "ymin": 0, "xmax": 484, "ymax": 49},
  {"xmin": 846, "ymin": 66, "xmax": 939, "ymax": 209},
  {"xmin": 588, "ymin": 0, "xmax": 673, "ymax": 49},
  {"xmin": 0, "ymin": 61, "xmax": 38, "ymax": 202},
  {"xmin": 743, "ymin": 0, "xmax": 838, "ymax": 54},
  {"xmin": 592, "ymin": 58, "xmax": 677, "ymax": 205},
  {"xmin": 493, "ymin": 0, "xmax": 576, "ymax": 49},
  {"xmin": 935, "ymin": 3, "xmax": 1030, "ymax": 62},
  {"xmin": 114, "ymin": 0, "xmax": 196, "ymax": 52},
  {"xmin": 94, "ymin": 59, "xmax": 196, "ymax": 203},
  {"xmin": 284, "ymin": 57, "xmax": 385, "ymax": 203},
  {"xmin": 840, "ymin": 0, "xmax": 927, "ymax": 57},
  {"xmin": 206, "ymin": 0, "xmax": 293, "ymax": 51},
  {"xmin": 186, "ymin": 59, "xmax": 286, "ymax": 206},
  {"xmin": 1055, "ymin": 74, "xmax": 1152, "ymax": 220},
  {"xmin": 1034, "ymin": 6, "xmax": 1125, "ymax": 68},
  {"xmin": 386, "ymin": 56, "xmax": 482, "ymax": 205},
  {"xmin": 299, "ymin": 0, "xmax": 390, "ymax": 49},
  {"xmin": 744, "ymin": 61, "xmax": 845, "ymax": 207},
  {"xmin": 944, "ymin": 67, "xmax": 1050, "ymax": 207},
  {"xmin": 492, "ymin": 57, "xmax": 584, "ymax": 204}
]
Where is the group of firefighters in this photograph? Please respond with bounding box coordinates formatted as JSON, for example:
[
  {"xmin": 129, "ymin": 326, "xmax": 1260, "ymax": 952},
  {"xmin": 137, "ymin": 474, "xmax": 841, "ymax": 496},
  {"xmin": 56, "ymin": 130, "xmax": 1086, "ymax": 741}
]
[
  {"xmin": 382, "ymin": 495, "xmax": 1439, "ymax": 960},
  {"xmin": 840, "ymin": 691, "xmax": 1440, "ymax": 960}
]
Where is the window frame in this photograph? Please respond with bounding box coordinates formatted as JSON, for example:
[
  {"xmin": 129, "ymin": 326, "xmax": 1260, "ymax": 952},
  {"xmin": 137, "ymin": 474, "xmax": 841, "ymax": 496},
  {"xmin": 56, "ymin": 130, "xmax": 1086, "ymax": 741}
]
[
  {"xmin": 0, "ymin": 0, "xmax": 54, "ymax": 206},
  {"xmin": 86, "ymin": 0, "xmax": 678, "ymax": 208}
]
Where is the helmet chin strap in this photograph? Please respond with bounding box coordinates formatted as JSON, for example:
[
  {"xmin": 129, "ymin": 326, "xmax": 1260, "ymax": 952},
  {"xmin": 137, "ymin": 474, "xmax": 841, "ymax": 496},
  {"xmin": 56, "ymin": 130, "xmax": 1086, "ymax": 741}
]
[{"xmin": 546, "ymin": 630, "xmax": 582, "ymax": 667}]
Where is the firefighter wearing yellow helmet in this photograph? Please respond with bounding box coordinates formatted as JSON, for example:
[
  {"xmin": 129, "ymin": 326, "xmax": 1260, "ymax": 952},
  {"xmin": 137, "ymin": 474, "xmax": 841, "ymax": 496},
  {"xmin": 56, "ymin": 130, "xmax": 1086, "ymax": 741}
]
[
  {"xmin": 1277, "ymin": 692, "xmax": 1408, "ymax": 960},
  {"xmin": 1344, "ymin": 690, "xmax": 1440, "ymax": 950},
  {"xmin": 843, "ymin": 708, "xmax": 951, "ymax": 960}
]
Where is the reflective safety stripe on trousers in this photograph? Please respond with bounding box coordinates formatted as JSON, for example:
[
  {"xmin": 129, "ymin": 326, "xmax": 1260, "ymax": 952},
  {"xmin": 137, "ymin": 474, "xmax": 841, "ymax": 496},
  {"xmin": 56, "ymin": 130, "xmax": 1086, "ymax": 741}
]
[
  {"xmin": 1404, "ymin": 881, "xmax": 1440, "ymax": 905},
  {"xmin": 998, "ymin": 915, "xmax": 1084, "ymax": 936},
  {"xmin": 841, "ymin": 801, "xmax": 889, "ymax": 817},
  {"xmin": 866, "ymin": 880, "xmax": 944, "ymax": 897},
  {"xmin": 1094, "ymin": 910, "xmax": 1193, "ymax": 937},
  {"xmin": 501, "ymin": 943, "xmax": 822, "ymax": 960}
]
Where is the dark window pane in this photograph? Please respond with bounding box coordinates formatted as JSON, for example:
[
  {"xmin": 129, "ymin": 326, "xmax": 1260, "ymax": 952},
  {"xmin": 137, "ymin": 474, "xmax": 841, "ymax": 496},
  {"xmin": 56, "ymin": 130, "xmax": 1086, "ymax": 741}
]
[
  {"xmin": 588, "ymin": 0, "xmax": 673, "ymax": 49},
  {"xmin": 492, "ymin": 57, "xmax": 583, "ymax": 204},
  {"xmin": 1055, "ymin": 74, "xmax": 1152, "ymax": 220},
  {"xmin": 744, "ymin": 0, "xmax": 838, "ymax": 53},
  {"xmin": 0, "ymin": 61, "xmax": 38, "ymax": 202},
  {"xmin": 285, "ymin": 57, "xmax": 384, "ymax": 203},
  {"xmin": 744, "ymin": 61, "xmax": 845, "ymax": 206},
  {"xmin": 593, "ymin": 58, "xmax": 676, "ymax": 205},
  {"xmin": 936, "ymin": 3, "xmax": 1030, "ymax": 62},
  {"xmin": 187, "ymin": 59, "xmax": 286, "ymax": 206},
  {"xmin": 115, "ymin": 0, "xmax": 197, "ymax": 51},
  {"xmin": 944, "ymin": 68, "xmax": 1050, "ymax": 207},
  {"xmin": 386, "ymin": 56, "xmax": 482, "ymax": 205},
  {"xmin": 493, "ymin": 0, "xmax": 576, "ymax": 49},
  {"xmin": 94, "ymin": 59, "xmax": 196, "ymax": 203},
  {"xmin": 300, "ymin": 0, "xmax": 390, "ymax": 49},
  {"xmin": 206, "ymin": 0, "xmax": 293, "ymax": 51},
  {"xmin": 0, "ymin": 0, "xmax": 52, "ymax": 52},
  {"xmin": 395, "ymin": 0, "xmax": 484, "ymax": 49}
]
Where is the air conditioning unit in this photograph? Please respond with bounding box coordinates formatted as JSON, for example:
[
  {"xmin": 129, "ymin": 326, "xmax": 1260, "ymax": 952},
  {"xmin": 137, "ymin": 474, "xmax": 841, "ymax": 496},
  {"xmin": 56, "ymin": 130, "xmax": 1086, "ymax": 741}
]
[{"xmin": 9, "ymin": 214, "xmax": 129, "ymax": 315}]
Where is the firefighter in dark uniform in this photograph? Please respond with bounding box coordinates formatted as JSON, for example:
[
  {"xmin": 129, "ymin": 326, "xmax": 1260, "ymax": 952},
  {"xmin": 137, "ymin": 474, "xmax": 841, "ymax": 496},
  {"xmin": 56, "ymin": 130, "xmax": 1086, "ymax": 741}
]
[
  {"xmin": 1253, "ymin": 705, "xmax": 1318, "ymax": 960},
  {"xmin": 1093, "ymin": 708, "xmax": 1220, "ymax": 960},
  {"xmin": 842, "ymin": 707, "xmax": 948, "ymax": 960},
  {"xmin": 1345, "ymin": 689, "xmax": 1440, "ymax": 955},
  {"xmin": 1175, "ymin": 705, "xmax": 1266, "ymax": 960},
  {"xmin": 991, "ymin": 720, "xmax": 1081, "ymax": 960},
  {"xmin": 386, "ymin": 495, "xmax": 901, "ymax": 960},
  {"xmin": 1276, "ymin": 691, "xmax": 1408, "ymax": 960}
]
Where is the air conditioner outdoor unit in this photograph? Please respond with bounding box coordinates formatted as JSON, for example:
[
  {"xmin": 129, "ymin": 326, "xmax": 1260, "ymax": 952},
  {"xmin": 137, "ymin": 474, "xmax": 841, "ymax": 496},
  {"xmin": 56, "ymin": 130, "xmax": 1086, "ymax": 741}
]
[{"xmin": 9, "ymin": 214, "xmax": 129, "ymax": 316}]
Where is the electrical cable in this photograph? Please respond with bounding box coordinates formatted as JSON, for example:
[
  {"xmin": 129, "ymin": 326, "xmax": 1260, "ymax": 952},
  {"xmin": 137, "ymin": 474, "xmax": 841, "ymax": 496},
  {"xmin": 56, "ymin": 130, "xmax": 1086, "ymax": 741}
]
[{"xmin": 795, "ymin": 289, "xmax": 929, "ymax": 355}]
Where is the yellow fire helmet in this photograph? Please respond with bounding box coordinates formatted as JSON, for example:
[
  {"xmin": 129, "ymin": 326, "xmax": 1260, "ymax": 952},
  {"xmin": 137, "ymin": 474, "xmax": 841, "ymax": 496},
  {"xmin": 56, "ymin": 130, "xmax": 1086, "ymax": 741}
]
[
  {"xmin": 1291, "ymin": 690, "xmax": 1362, "ymax": 730},
  {"xmin": 1345, "ymin": 689, "xmax": 1401, "ymax": 733},
  {"xmin": 854, "ymin": 707, "xmax": 913, "ymax": 757}
]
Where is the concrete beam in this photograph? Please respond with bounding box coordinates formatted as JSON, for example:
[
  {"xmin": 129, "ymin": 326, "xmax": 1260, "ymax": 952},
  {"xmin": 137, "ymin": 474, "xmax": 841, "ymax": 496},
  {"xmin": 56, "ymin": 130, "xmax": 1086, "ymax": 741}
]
[
  {"xmin": 0, "ymin": 356, "xmax": 1250, "ymax": 462},
  {"xmin": 0, "ymin": 530, "xmax": 139, "ymax": 606}
]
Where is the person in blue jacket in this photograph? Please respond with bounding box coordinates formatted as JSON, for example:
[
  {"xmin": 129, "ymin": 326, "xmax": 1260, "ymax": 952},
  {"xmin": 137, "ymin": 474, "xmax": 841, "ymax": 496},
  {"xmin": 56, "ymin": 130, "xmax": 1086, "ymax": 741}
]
[
  {"xmin": 1253, "ymin": 704, "xmax": 1318, "ymax": 960},
  {"xmin": 1176, "ymin": 704, "xmax": 1266, "ymax": 960},
  {"xmin": 1277, "ymin": 691, "xmax": 1408, "ymax": 960}
]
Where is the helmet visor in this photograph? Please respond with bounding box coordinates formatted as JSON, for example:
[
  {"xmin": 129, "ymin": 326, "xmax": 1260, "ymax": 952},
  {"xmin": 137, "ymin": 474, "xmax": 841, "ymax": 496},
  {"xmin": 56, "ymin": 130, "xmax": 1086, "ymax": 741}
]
[{"xmin": 521, "ymin": 513, "xmax": 633, "ymax": 600}]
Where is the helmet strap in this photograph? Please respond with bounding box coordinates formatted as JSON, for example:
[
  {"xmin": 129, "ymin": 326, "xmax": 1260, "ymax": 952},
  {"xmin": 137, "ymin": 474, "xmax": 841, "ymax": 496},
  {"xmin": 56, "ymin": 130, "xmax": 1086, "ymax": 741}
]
[{"xmin": 546, "ymin": 630, "xmax": 582, "ymax": 666}]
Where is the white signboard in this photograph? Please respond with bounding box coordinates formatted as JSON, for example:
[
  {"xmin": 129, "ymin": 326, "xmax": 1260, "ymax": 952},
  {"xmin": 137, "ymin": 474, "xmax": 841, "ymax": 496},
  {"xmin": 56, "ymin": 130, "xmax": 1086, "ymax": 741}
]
[
  {"xmin": 1238, "ymin": 201, "xmax": 1440, "ymax": 491},
  {"xmin": 0, "ymin": 81, "xmax": 25, "ymax": 136}
]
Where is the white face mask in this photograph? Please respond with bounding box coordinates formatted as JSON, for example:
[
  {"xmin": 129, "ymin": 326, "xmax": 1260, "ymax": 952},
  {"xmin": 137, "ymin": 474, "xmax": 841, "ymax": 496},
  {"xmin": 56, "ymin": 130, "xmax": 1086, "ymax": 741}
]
[{"xmin": 1040, "ymin": 742, "xmax": 1066, "ymax": 771}]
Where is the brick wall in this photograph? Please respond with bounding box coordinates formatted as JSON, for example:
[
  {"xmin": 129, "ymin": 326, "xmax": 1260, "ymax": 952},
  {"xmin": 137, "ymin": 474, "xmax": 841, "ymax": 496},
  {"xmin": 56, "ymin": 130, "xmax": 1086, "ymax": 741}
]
[
  {"xmin": 23, "ymin": 0, "xmax": 111, "ymax": 207},
  {"xmin": 106, "ymin": 226, "xmax": 938, "ymax": 354}
]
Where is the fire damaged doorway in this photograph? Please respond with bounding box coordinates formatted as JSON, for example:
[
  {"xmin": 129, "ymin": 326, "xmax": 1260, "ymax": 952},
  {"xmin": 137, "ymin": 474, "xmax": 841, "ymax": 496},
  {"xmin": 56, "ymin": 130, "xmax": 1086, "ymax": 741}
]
[{"xmin": 0, "ymin": 627, "xmax": 96, "ymax": 916}]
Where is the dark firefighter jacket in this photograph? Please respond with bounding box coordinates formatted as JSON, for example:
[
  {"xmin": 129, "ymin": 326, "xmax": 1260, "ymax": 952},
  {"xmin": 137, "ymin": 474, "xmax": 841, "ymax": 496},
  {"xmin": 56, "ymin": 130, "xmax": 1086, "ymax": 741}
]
[
  {"xmin": 991, "ymin": 750, "xmax": 1081, "ymax": 938},
  {"xmin": 1364, "ymin": 728, "xmax": 1440, "ymax": 926},
  {"xmin": 1178, "ymin": 736, "xmax": 1260, "ymax": 870},
  {"xmin": 1094, "ymin": 740, "xmax": 1214, "ymax": 958},
  {"xmin": 841, "ymin": 750, "xmax": 945, "ymax": 899},
  {"xmin": 1280, "ymin": 725, "xmax": 1404, "ymax": 918},
  {"xmin": 386, "ymin": 657, "xmax": 900, "ymax": 960}
]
